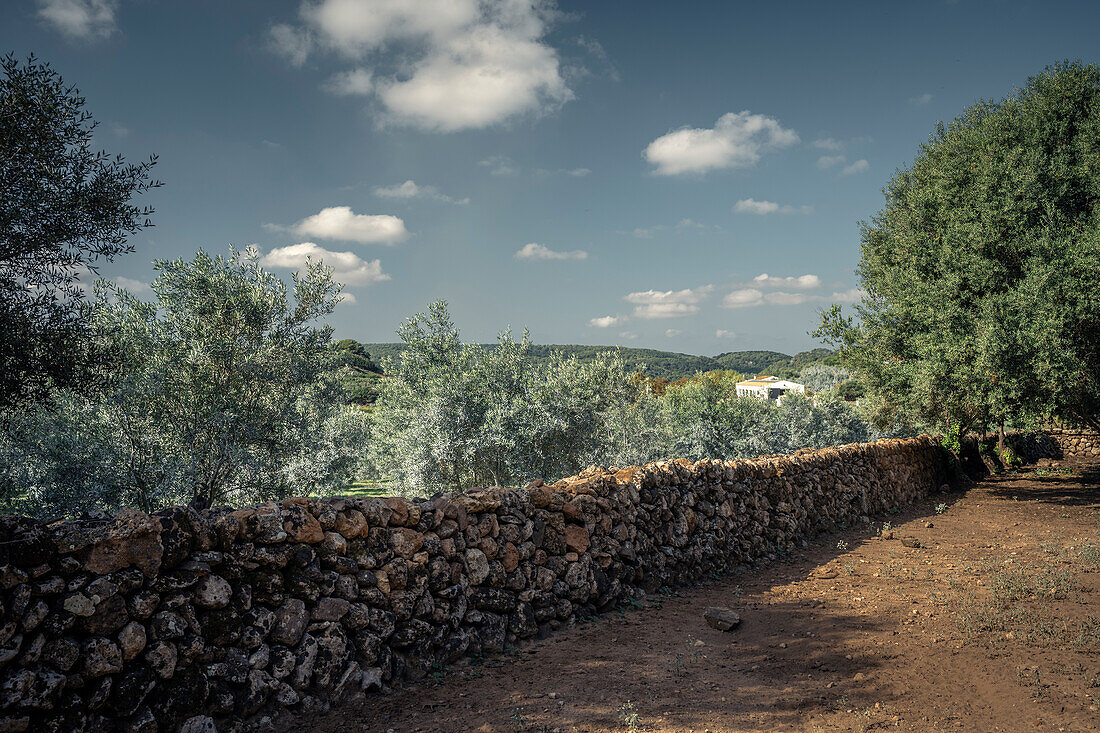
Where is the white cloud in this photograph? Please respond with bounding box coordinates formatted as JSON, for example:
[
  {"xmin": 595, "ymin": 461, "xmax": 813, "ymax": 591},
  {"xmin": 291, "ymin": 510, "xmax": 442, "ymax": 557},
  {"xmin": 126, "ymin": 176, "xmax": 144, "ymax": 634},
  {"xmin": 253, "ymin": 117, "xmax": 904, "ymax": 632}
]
[
  {"xmin": 830, "ymin": 288, "xmax": 866, "ymax": 303},
  {"xmin": 373, "ymin": 179, "xmax": 468, "ymax": 204},
  {"xmin": 752, "ymin": 273, "xmax": 821, "ymax": 289},
  {"xmin": 479, "ymin": 155, "xmax": 519, "ymax": 176},
  {"xmin": 733, "ymin": 198, "xmax": 812, "ymax": 216},
  {"xmin": 722, "ymin": 288, "xmax": 764, "ymax": 308},
  {"xmin": 619, "ymin": 331, "xmax": 638, "ymax": 340},
  {"xmin": 535, "ymin": 166, "xmax": 592, "ymax": 178},
  {"xmin": 643, "ymin": 111, "xmax": 799, "ymax": 175},
  {"xmin": 909, "ymin": 92, "xmax": 933, "ymax": 106},
  {"xmin": 275, "ymin": 0, "xmax": 572, "ymax": 131},
  {"xmin": 339, "ymin": 291, "xmax": 358, "ymax": 304},
  {"xmin": 664, "ymin": 329, "xmax": 682, "ymax": 337},
  {"xmin": 269, "ymin": 23, "xmax": 313, "ymax": 67},
  {"xmin": 812, "ymin": 137, "xmax": 843, "ymax": 151},
  {"xmin": 764, "ymin": 291, "xmax": 809, "ymax": 305},
  {"xmin": 514, "ymin": 243, "xmax": 587, "ymax": 261},
  {"xmin": 261, "ymin": 242, "xmax": 390, "ymax": 285},
  {"xmin": 277, "ymin": 206, "xmax": 409, "ymax": 244},
  {"xmin": 816, "ymin": 155, "xmax": 845, "ymax": 170},
  {"xmin": 841, "ymin": 159, "xmax": 870, "ymax": 176},
  {"xmin": 113, "ymin": 276, "xmax": 151, "ymax": 294},
  {"xmin": 723, "ymin": 283, "xmax": 864, "ymax": 308},
  {"xmin": 630, "ymin": 219, "xmax": 706, "ymax": 238},
  {"xmin": 625, "ymin": 286, "xmax": 712, "ymax": 319},
  {"xmin": 324, "ymin": 68, "xmax": 374, "ymax": 96},
  {"xmin": 36, "ymin": 0, "xmax": 117, "ymax": 39},
  {"xmin": 373, "ymin": 180, "xmax": 422, "ymax": 198},
  {"xmin": 576, "ymin": 35, "xmax": 619, "ymax": 81},
  {"xmin": 716, "ymin": 329, "xmax": 736, "ymax": 339},
  {"xmin": 379, "ymin": 26, "xmax": 572, "ymax": 131},
  {"xmin": 301, "ymin": 0, "xmax": 479, "ymax": 55},
  {"xmin": 589, "ymin": 315, "xmax": 624, "ymax": 328},
  {"xmin": 634, "ymin": 303, "xmax": 698, "ymax": 318}
]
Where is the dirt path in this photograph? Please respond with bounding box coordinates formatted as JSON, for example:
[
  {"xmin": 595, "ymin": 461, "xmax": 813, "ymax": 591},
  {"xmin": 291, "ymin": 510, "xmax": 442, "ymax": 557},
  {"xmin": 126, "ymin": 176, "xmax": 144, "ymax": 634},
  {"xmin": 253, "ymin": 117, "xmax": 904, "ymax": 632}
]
[{"xmin": 281, "ymin": 462, "xmax": 1100, "ymax": 733}]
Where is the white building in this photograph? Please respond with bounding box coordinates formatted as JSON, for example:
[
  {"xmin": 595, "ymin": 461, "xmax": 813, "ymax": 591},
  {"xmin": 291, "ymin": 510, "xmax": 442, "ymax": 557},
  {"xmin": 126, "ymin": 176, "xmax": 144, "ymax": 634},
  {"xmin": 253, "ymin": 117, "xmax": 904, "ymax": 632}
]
[{"xmin": 735, "ymin": 375, "xmax": 806, "ymax": 402}]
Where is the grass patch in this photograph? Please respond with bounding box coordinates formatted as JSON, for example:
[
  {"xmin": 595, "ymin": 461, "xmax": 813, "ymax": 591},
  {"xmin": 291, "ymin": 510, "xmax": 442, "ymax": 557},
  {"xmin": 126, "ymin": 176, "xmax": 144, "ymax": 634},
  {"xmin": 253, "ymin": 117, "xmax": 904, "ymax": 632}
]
[
  {"xmin": 333, "ymin": 481, "xmax": 394, "ymax": 499},
  {"xmin": 948, "ymin": 556, "xmax": 1097, "ymax": 649}
]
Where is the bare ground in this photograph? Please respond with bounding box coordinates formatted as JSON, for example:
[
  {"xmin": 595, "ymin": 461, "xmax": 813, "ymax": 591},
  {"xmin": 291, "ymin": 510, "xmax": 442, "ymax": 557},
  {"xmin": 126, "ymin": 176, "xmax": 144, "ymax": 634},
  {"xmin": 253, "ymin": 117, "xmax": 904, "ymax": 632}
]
[{"xmin": 281, "ymin": 461, "xmax": 1100, "ymax": 733}]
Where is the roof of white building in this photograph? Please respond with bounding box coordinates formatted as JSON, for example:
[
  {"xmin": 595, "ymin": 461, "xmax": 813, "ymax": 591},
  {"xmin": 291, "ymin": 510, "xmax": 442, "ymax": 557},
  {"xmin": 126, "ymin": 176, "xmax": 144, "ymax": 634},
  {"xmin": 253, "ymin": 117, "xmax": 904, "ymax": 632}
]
[
  {"xmin": 736, "ymin": 375, "xmax": 781, "ymax": 387},
  {"xmin": 736, "ymin": 376, "xmax": 804, "ymax": 390}
]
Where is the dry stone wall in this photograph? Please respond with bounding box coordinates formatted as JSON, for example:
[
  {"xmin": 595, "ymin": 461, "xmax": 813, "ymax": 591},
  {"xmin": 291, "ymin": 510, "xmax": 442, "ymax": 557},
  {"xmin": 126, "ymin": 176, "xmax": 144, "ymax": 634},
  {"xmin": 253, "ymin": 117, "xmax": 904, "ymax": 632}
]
[
  {"xmin": 0, "ymin": 436, "xmax": 948, "ymax": 732},
  {"xmin": 1044, "ymin": 429, "xmax": 1100, "ymax": 459},
  {"xmin": 1006, "ymin": 429, "xmax": 1100, "ymax": 462}
]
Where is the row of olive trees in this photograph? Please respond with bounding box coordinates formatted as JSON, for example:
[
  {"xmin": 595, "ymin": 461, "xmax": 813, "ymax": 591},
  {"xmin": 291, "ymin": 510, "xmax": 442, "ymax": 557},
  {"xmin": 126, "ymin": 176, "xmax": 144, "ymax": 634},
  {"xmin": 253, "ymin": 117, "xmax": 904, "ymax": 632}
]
[
  {"xmin": 0, "ymin": 250, "xmax": 369, "ymax": 517},
  {"xmin": 0, "ymin": 283, "xmax": 880, "ymax": 515},
  {"xmin": 362, "ymin": 301, "xmax": 882, "ymax": 494}
]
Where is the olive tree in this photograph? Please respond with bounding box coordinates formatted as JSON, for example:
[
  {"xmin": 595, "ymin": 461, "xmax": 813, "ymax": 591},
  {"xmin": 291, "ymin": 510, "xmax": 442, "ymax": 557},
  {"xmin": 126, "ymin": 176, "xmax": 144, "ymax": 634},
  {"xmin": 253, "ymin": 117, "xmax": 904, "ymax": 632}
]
[
  {"xmin": 0, "ymin": 55, "xmax": 159, "ymax": 409},
  {"xmin": 0, "ymin": 249, "xmax": 368, "ymax": 516},
  {"xmin": 366, "ymin": 301, "xmax": 638, "ymax": 492},
  {"xmin": 818, "ymin": 61, "xmax": 1100, "ymax": 442}
]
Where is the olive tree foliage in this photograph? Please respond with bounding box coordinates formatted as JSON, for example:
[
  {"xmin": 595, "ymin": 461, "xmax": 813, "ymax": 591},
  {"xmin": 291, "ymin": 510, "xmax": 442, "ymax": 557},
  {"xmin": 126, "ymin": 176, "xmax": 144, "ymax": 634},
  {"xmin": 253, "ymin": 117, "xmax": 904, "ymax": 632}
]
[
  {"xmin": 0, "ymin": 249, "xmax": 368, "ymax": 516},
  {"xmin": 798, "ymin": 364, "xmax": 852, "ymax": 393},
  {"xmin": 817, "ymin": 61, "xmax": 1100, "ymax": 435},
  {"xmin": 0, "ymin": 55, "xmax": 160, "ymax": 409},
  {"xmin": 366, "ymin": 301, "xmax": 638, "ymax": 492},
  {"xmin": 603, "ymin": 379, "xmax": 871, "ymax": 467},
  {"xmin": 366, "ymin": 302, "xmax": 877, "ymax": 494}
]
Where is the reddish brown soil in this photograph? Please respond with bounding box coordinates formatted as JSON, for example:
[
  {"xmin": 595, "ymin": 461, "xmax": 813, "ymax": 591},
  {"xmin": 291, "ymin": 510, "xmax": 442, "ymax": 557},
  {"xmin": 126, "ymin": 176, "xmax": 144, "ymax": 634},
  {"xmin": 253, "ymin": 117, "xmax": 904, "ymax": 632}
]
[{"xmin": 283, "ymin": 462, "xmax": 1100, "ymax": 733}]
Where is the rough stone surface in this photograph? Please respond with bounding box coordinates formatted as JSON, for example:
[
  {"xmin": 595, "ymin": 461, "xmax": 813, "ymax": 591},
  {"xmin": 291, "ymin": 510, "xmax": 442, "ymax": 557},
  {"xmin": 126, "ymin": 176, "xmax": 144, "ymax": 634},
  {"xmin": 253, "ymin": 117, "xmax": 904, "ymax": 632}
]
[
  {"xmin": 118, "ymin": 622, "xmax": 147, "ymax": 661},
  {"xmin": 0, "ymin": 433, "xmax": 969, "ymax": 731},
  {"xmin": 465, "ymin": 549, "xmax": 490, "ymax": 585},
  {"xmin": 178, "ymin": 716, "xmax": 217, "ymax": 733},
  {"xmin": 271, "ymin": 599, "xmax": 308, "ymax": 646},
  {"xmin": 703, "ymin": 607, "xmax": 742, "ymax": 631},
  {"xmin": 84, "ymin": 638, "xmax": 123, "ymax": 677},
  {"xmin": 194, "ymin": 575, "xmax": 233, "ymax": 609},
  {"xmin": 564, "ymin": 525, "xmax": 590, "ymax": 555}
]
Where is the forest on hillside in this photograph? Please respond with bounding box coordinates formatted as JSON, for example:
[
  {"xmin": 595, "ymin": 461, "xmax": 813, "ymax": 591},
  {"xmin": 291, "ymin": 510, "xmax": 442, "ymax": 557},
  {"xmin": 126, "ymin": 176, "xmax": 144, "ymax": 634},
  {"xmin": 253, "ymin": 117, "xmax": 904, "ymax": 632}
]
[{"xmin": 359, "ymin": 342, "xmax": 839, "ymax": 380}]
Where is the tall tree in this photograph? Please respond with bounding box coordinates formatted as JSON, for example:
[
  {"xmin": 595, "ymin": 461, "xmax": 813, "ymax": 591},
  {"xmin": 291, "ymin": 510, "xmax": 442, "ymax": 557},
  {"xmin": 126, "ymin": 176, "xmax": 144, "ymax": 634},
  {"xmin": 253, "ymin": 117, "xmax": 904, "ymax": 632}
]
[
  {"xmin": 0, "ymin": 248, "xmax": 362, "ymax": 515},
  {"xmin": 817, "ymin": 61, "xmax": 1100, "ymax": 436},
  {"xmin": 0, "ymin": 54, "xmax": 159, "ymax": 409}
]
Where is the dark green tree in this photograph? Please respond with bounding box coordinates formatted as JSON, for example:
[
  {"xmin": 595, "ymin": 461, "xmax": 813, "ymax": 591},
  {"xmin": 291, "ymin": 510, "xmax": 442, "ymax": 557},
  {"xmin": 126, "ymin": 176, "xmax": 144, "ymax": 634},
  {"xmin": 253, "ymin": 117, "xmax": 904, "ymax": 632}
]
[
  {"xmin": 817, "ymin": 61, "xmax": 1100, "ymax": 438},
  {"xmin": 333, "ymin": 339, "xmax": 383, "ymax": 405},
  {"xmin": 0, "ymin": 54, "xmax": 160, "ymax": 409}
]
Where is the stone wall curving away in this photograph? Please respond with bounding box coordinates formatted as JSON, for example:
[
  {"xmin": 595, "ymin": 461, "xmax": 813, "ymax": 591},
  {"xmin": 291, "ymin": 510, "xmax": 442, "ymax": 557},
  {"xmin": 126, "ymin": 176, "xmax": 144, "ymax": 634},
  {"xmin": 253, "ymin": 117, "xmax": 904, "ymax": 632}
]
[
  {"xmin": 0, "ymin": 435, "xmax": 949, "ymax": 731},
  {"xmin": 1005, "ymin": 429, "xmax": 1100, "ymax": 462}
]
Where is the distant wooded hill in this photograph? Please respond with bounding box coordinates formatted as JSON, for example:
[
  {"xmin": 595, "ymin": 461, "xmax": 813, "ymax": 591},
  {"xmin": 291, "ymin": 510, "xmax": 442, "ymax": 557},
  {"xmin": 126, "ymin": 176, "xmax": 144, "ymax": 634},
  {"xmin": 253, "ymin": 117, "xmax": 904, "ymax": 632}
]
[{"xmin": 354, "ymin": 342, "xmax": 838, "ymax": 380}]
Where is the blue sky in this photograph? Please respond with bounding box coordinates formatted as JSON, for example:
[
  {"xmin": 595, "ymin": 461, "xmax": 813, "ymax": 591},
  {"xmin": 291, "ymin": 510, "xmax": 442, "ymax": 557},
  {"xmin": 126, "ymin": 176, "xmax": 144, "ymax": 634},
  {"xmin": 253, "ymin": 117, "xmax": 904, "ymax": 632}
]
[{"xmin": 4, "ymin": 0, "xmax": 1098, "ymax": 355}]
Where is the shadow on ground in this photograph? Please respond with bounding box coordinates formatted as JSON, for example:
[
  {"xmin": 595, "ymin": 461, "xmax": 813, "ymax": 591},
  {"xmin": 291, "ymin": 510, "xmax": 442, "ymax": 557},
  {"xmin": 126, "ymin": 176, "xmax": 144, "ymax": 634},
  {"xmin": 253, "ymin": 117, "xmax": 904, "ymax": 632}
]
[{"xmin": 987, "ymin": 465, "xmax": 1100, "ymax": 506}]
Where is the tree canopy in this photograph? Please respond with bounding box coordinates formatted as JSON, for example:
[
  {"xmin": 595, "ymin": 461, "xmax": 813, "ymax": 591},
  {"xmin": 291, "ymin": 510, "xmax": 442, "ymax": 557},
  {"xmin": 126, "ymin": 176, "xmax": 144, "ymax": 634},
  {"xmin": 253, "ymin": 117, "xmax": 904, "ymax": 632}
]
[
  {"xmin": 818, "ymin": 60, "xmax": 1100, "ymax": 434},
  {"xmin": 0, "ymin": 249, "xmax": 368, "ymax": 515},
  {"xmin": 0, "ymin": 55, "xmax": 159, "ymax": 409}
]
